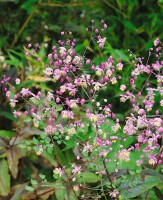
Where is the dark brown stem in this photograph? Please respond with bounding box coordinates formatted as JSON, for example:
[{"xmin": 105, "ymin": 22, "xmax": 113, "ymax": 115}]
[
  {"xmin": 153, "ymin": 146, "xmax": 163, "ymax": 170},
  {"xmin": 145, "ymin": 190, "xmax": 149, "ymax": 200},
  {"xmin": 50, "ymin": 136, "xmax": 78, "ymax": 200},
  {"xmin": 102, "ymin": 159, "xmax": 112, "ymax": 184}
]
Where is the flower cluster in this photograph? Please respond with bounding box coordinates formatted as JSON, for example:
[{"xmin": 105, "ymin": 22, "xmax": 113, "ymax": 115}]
[{"xmin": 2, "ymin": 21, "xmax": 163, "ymax": 199}]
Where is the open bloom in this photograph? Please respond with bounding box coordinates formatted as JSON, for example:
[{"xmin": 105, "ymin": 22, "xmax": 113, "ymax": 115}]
[
  {"xmin": 73, "ymin": 56, "xmax": 81, "ymax": 64},
  {"xmin": 99, "ymin": 150, "xmax": 108, "ymax": 157},
  {"xmin": 53, "ymin": 168, "xmax": 64, "ymax": 177},
  {"xmin": 43, "ymin": 67, "xmax": 53, "ymax": 76},
  {"xmin": 62, "ymin": 110, "xmax": 74, "ymax": 119},
  {"xmin": 154, "ymin": 38, "xmax": 159, "ymax": 46},
  {"xmin": 10, "ymin": 99, "xmax": 18, "ymax": 107},
  {"xmin": 93, "ymin": 82, "xmax": 103, "ymax": 91},
  {"xmin": 153, "ymin": 118, "xmax": 162, "ymax": 127},
  {"xmin": 118, "ymin": 149, "xmax": 130, "ymax": 162},
  {"xmin": 67, "ymin": 127, "xmax": 76, "ymax": 135},
  {"xmin": 59, "ymin": 47, "xmax": 66, "ymax": 54},
  {"xmin": 149, "ymin": 155, "xmax": 157, "ymax": 165},
  {"xmin": 72, "ymin": 164, "xmax": 81, "ymax": 175},
  {"xmin": 15, "ymin": 78, "xmax": 21, "ymax": 84},
  {"xmin": 120, "ymin": 84, "xmax": 126, "ymax": 91},
  {"xmin": 13, "ymin": 110, "xmax": 21, "ymax": 117},
  {"xmin": 110, "ymin": 190, "xmax": 119, "ymax": 198},
  {"xmin": 110, "ymin": 189, "xmax": 119, "ymax": 198},
  {"xmin": 20, "ymin": 88, "xmax": 31, "ymax": 96},
  {"xmin": 97, "ymin": 37, "xmax": 106, "ymax": 48},
  {"xmin": 73, "ymin": 185, "xmax": 80, "ymax": 192},
  {"xmin": 65, "ymin": 55, "xmax": 72, "ymax": 63},
  {"xmin": 116, "ymin": 63, "xmax": 123, "ymax": 70},
  {"xmin": 45, "ymin": 125, "xmax": 56, "ymax": 134}
]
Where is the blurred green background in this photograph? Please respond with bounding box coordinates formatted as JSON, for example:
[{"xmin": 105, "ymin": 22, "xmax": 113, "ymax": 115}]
[{"xmin": 1, "ymin": 0, "xmax": 163, "ymax": 52}]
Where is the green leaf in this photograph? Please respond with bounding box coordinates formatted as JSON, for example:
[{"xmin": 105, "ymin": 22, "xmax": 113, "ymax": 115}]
[
  {"xmin": 48, "ymin": 25, "xmax": 62, "ymax": 33},
  {"xmin": 81, "ymin": 172, "xmax": 99, "ymax": 183},
  {"xmin": 113, "ymin": 49, "xmax": 129, "ymax": 62},
  {"xmin": 18, "ymin": 144, "xmax": 26, "ymax": 149},
  {"xmin": 40, "ymin": 133, "xmax": 46, "ymax": 139},
  {"xmin": 24, "ymin": 116, "xmax": 32, "ymax": 122},
  {"xmin": 56, "ymin": 105, "xmax": 63, "ymax": 112},
  {"xmin": 31, "ymin": 179, "xmax": 38, "ymax": 185},
  {"xmin": 63, "ymin": 138, "xmax": 75, "ymax": 151},
  {"xmin": 55, "ymin": 145, "xmax": 68, "ymax": 166},
  {"xmin": 120, "ymin": 175, "xmax": 162, "ymax": 199},
  {"xmin": 124, "ymin": 20, "xmax": 136, "ymax": 31},
  {"xmin": 39, "ymin": 174, "xmax": 46, "ymax": 179},
  {"xmin": 0, "ymin": 130, "xmax": 15, "ymax": 139},
  {"xmin": 21, "ymin": 0, "xmax": 37, "ymax": 13},
  {"xmin": 0, "ymin": 111, "xmax": 16, "ymax": 121},
  {"xmin": 54, "ymin": 182, "xmax": 77, "ymax": 200},
  {"xmin": 53, "ymin": 182, "xmax": 65, "ymax": 200},
  {"xmin": 129, "ymin": 170, "xmax": 135, "ymax": 175},
  {"xmin": 0, "ymin": 159, "xmax": 10, "ymax": 196},
  {"xmin": 142, "ymin": 169, "xmax": 163, "ymax": 181},
  {"xmin": 25, "ymin": 185, "xmax": 35, "ymax": 192}
]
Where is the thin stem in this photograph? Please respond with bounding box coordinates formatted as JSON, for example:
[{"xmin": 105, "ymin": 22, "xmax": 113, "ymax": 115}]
[
  {"xmin": 102, "ymin": 0, "xmax": 126, "ymax": 17},
  {"xmin": 145, "ymin": 190, "xmax": 149, "ymax": 200},
  {"xmin": 10, "ymin": 12, "xmax": 35, "ymax": 48},
  {"xmin": 51, "ymin": 137, "xmax": 78, "ymax": 200},
  {"xmin": 140, "ymin": 69, "xmax": 153, "ymax": 93},
  {"xmin": 102, "ymin": 159, "xmax": 112, "ymax": 184},
  {"xmin": 40, "ymin": 1, "xmax": 96, "ymax": 7}
]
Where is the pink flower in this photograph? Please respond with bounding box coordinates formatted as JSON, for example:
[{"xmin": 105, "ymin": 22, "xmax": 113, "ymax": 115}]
[
  {"xmin": 149, "ymin": 155, "xmax": 157, "ymax": 165},
  {"xmin": 83, "ymin": 142, "xmax": 93, "ymax": 152},
  {"xmin": 97, "ymin": 37, "xmax": 106, "ymax": 48},
  {"xmin": 53, "ymin": 168, "xmax": 64, "ymax": 177},
  {"xmin": 116, "ymin": 63, "xmax": 123, "ymax": 70},
  {"xmin": 72, "ymin": 164, "xmax": 81, "ymax": 175},
  {"xmin": 154, "ymin": 38, "xmax": 159, "ymax": 46},
  {"xmin": 25, "ymin": 52, "xmax": 29, "ymax": 56},
  {"xmin": 73, "ymin": 185, "xmax": 80, "ymax": 191},
  {"xmin": 13, "ymin": 110, "xmax": 21, "ymax": 117},
  {"xmin": 45, "ymin": 125, "xmax": 56, "ymax": 134},
  {"xmin": 62, "ymin": 110, "xmax": 74, "ymax": 119},
  {"xmin": 10, "ymin": 99, "xmax": 18, "ymax": 107},
  {"xmin": 99, "ymin": 150, "xmax": 108, "ymax": 157},
  {"xmin": 136, "ymin": 160, "xmax": 143, "ymax": 166},
  {"xmin": 110, "ymin": 189, "xmax": 119, "ymax": 198},
  {"xmin": 20, "ymin": 88, "xmax": 32, "ymax": 97},
  {"xmin": 6, "ymin": 91, "xmax": 11, "ymax": 98},
  {"xmin": 15, "ymin": 78, "xmax": 21, "ymax": 85},
  {"xmin": 120, "ymin": 84, "xmax": 126, "ymax": 91},
  {"xmin": 43, "ymin": 67, "xmax": 53, "ymax": 76},
  {"xmin": 118, "ymin": 149, "xmax": 130, "ymax": 162}
]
